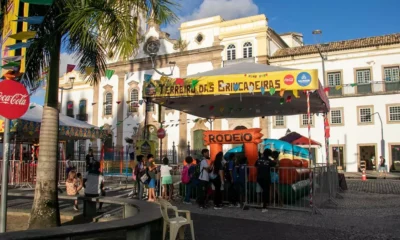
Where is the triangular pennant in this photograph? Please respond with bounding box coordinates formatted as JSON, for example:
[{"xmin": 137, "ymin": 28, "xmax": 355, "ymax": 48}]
[
  {"xmin": 6, "ymin": 41, "xmax": 32, "ymax": 50},
  {"xmin": 106, "ymin": 69, "xmax": 115, "ymax": 80},
  {"xmin": 350, "ymin": 83, "xmax": 357, "ymax": 87},
  {"xmin": 2, "ymin": 56, "xmax": 23, "ymax": 62},
  {"xmin": 323, "ymin": 87, "xmax": 330, "ymax": 93},
  {"xmin": 286, "ymin": 96, "xmax": 292, "ymax": 103},
  {"xmin": 292, "ymin": 90, "xmax": 299, "ymax": 98},
  {"xmin": 280, "ymin": 98, "xmax": 284, "ymax": 105},
  {"xmin": 260, "ymin": 86, "xmax": 265, "ymax": 95},
  {"xmin": 116, "ymin": 121, "xmax": 123, "ymax": 126},
  {"xmin": 9, "ymin": 31, "xmax": 36, "ymax": 40},
  {"xmin": 29, "ymin": 105, "xmax": 36, "ymax": 109},
  {"xmin": 144, "ymin": 74, "xmax": 152, "ymax": 82},
  {"xmin": 191, "ymin": 80, "xmax": 199, "ymax": 89},
  {"xmin": 335, "ymin": 85, "xmax": 342, "ymax": 90},
  {"xmin": 116, "ymin": 101, "xmax": 121, "ymax": 104},
  {"xmin": 14, "ymin": 16, "xmax": 44, "ymax": 24},
  {"xmin": 175, "ymin": 78, "xmax": 184, "ymax": 86},
  {"xmin": 209, "ymin": 106, "xmax": 214, "ymax": 111},
  {"xmin": 279, "ymin": 89, "xmax": 285, "ymax": 97},
  {"xmin": 21, "ymin": 0, "xmax": 54, "ymax": 5},
  {"xmin": 269, "ymin": 87, "xmax": 276, "ymax": 95},
  {"xmin": 92, "ymin": 102, "xmax": 96, "ymax": 106},
  {"xmin": 1, "ymin": 61, "xmax": 20, "ymax": 68},
  {"xmin": 126, "ymin": 100, "xmax": 132, "ymax": 104},
  {"xmin": 85, "ymin": 67, "xmax": 94, "ymax": 75},
  {"xmin": 220, "ymin": 107, "xmax": 224, "ymax": 113},
  {"xmin": 66, "ymin": 64, "xmax": 75, "ymax": 73}
]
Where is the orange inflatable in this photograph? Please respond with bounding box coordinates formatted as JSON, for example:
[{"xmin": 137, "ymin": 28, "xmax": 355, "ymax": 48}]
[{"xmin": 279, "ymin": 158, "xmax": 310, "ymax": 185}]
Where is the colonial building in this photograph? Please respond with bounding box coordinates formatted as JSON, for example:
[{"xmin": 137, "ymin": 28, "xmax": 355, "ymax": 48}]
[{"xmin": 58, "ymin": 14, "xmax": 400, "ymax": 172}]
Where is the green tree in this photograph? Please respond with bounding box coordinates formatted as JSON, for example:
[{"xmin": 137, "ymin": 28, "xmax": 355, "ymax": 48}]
[{"xmin": 21, "ymin": 0, "xmax": 177, "ymax": 229}]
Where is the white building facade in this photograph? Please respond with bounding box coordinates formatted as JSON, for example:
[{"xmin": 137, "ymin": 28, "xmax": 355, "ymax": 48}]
[{"xmin": 58, "ymin": 14, "xmax": 400, "ymax": 172}]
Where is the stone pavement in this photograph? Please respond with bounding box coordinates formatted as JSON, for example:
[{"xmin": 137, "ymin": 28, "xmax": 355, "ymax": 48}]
[
  {"xmin": 344, "ymin": 171, "xmax": 400, "ymax": 180},
  {"xmin": 347, "ymin": 179, "xmax": 400, "ymax": 194}
]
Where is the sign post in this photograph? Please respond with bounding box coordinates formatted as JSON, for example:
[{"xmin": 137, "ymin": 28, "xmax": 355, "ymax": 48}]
[
  {"xmin": 0, "ymin": 80, "xmax": 30, "ymax": 232},
  {"xmin": 157, "ymin": 128, "xmax": 166, "ymax": 162}
]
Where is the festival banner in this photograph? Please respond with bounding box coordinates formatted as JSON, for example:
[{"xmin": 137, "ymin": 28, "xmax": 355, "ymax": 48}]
[{"xmin": 143, "ymin": 69, "xmax": 319, "ymax": 98}]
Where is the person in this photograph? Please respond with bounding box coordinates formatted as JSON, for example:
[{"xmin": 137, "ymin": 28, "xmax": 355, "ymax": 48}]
[
  {"xmin": 128, "ymin": 143, "xmax": 135, "ymax": 161},
  {"xmin": 146, "ymin": 154, "xmax": 157, "ymax": 202},
  {"xmin": 225, "ymin": 153, "xmax": 239, "ymax": 207},
  {"xmin": 160, "ymin": 157, "xmax": 173, "ymax": 200},
  {"xmin": 271, "ymin": 151, "xmax": 282, "ymax": 207},
  {"xmin": 66, "ymin": 170, "xmax": 83, "ymax": 211},
  {"xmin": 236, "ymin": 157, "xmax": 248, "ymax": 207},
  {"xmin": 77, "ymin": 172, "xmax": 84, "ymax": 195},
  {"xmin": 182, "ymin": 156, "xmax": 196, "ymax": 204},
  {"xmin": 197, "ymin": 149, "xmax": 210, "ymax": 209},
  {"xmin": 65, "ymin": 155, "xmax": 74, "ymax": 177},
  {"xmin": 83, "ymin": 161, "xmax": 104, "ymax": 211},
  {"xmin": 128, "ymin": 155, "xmax": 139, "ymax": 198},
  {"xmin": 255, "ymin": 149, "xmax": 277, "ymax": 212},
  {"xmin": 134, "ymin": 155, "xmax": 145, "ymax": 200},
  {"xmin": 379, "ymin": 156, "xmax": 387, "ymax": 179},
  {"xmin": 211, "ymin": 152, "xmax": 224, "ymax": 210},
  {"xmin": 85, "ymin": 149, "xmax": 95, "ymax": 170}
]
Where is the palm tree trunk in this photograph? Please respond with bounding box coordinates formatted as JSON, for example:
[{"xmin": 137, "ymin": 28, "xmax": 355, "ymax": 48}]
[{"xmin": 28, "ymin": 33, "xmax": 62, "ymax": 229}]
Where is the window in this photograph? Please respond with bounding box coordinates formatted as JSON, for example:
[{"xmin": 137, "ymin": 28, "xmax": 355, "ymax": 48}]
[
  {"xmin": 79, "ymin": 100, "xmax": 87, "ymax": 115},
  {"xmin": 243, "ymin": 42, "xmax": 253, "ymax": 58},
  {"xmin": 66, "ymin": 101, "xmax": 74, "ymax": 117},
  {"xmin": 358, "ymin": 107, "xmax": 373, "ymax": 123},
  {"xmin": 104, "ymin": 92, "xmax": 112, "ymax": 116},
  {"xmin": 195, "ymin": 33, "xmax": 204, "ymax": 43},
  {"xmin": 130, "ymin": 89, "xmax": 139, "ymax": 112},
  {"xmin": 274, "ymin": 116, "xmax": 285, "ymax": 127},
  {"xmin": 356, "ymin": 69, "xmax": 371, "ymax": 84},
  {"xmin": 327, "ymin": 72, "xmax": 341, "ymax": 86},
  {"xmin": 330, "ymin": 109, "xmax": 343, "ymax": 125},
  {"xmin": 227, "ymin": 44, "xmax": 236, "ymax": 60},
  {"xmin": 300, "ymin": 114, "xmax": 313, "ymax": 127},
  {"xmin": 388, "ymin": 105, "xmax": 400, "ymax": 122},
  {"xmin": 384, "ymin": 66, "xmax": 399, "ymax": 82}
]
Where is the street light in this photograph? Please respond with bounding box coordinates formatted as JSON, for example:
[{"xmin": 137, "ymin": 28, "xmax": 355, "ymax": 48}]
[
  {"xmin": 59, "ymin": 76, "xmax": 75, "ymax": 113},
  {"xmin": 369, "ymin": 112, "xmax": 385, "ymax": 161},
  {"xmin": 312, "ymin": 30, "xmax": 328, "ymax": 87}
]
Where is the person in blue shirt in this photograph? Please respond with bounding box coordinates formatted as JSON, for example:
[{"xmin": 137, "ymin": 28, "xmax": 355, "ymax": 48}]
[
  {"xmin": 225, "ymin": 153, "xmax": 240, "ymax": 207},
  {"xmin": 235, "ymin": 156, "xmax": 248, "ymax": 207}
]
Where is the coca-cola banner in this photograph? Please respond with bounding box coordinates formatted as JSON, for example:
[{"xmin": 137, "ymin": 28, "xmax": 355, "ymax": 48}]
[{"xmin": 0, "ymin": 80, "xmax": 30, "ymax": 119}]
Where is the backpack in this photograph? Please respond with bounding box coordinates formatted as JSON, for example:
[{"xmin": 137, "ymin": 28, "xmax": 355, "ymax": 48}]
[
  {"xmin": 192, "ymin": 160, "xmax": 203, "ymax": 180},
  {"xmin": 181, "ymin": 166, "xmax": 190, "ymax": 184}
]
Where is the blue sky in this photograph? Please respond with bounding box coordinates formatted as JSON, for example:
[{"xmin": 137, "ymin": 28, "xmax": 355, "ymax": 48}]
[{"xmin": 31, "ymin": 0, "xmax": 400, "ymax": 105}]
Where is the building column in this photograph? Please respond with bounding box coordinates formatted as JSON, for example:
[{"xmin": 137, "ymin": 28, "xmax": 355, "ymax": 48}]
[
  {"xmin": 116, "ymin": 72, "xmax": 126, "ymax": 150},
  {"xmin": 178, "ymin": 64, "xmax": 188, "ymax": 155},
  {"xmin": 91, "ymin": 83, "xmax": 100, "ymax": 151},
  {"xmin": 259, "ymin": 117, "xmax": 269, "ymax": 139}
]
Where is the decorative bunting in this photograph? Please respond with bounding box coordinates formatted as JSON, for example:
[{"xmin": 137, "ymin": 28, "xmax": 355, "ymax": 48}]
[
  {"xmin": 1, "ymin": 61, "xmax": 21, "ymax": 69},
  {"xmin": 126, "ymin": 100, "xmax": 132, "ymax": 104},
  {"xmin": 6, "ymin": 41, "xmax": 32, "ymax": 50},
  {"xmin": 248, "ymin": 85, "xmax": 254, "ymax": 95},
  {"xmin": 144, "ymin": 74, "xmax": 152, "ymax": 82},
  {"xmin": 116, "ymin": 101, "xmax": 121, "ymax": 104},
  {"xmin": 14, "ymin": 16, "xmax": 44, "ymax": 24},
  {"xmin": 233, "ymin": 83, "xmax": 240, "ymax": 91},
  {"xmin": 219, "ymin": 107, "xmax": 224, "ymax": 113},
  {"xmin": 92, "ymin": 103, "xmax": 96, "ymax": 106},
  {"xmin": 139, "ymin": 100, "xmax": 144, "ymax": 105},
  {"xmin": 280, "ymin": 98, "xmax": 284, "ymax": 105},
  {"xmin": 116, "ymin": 121, "xmax": 123, "ymax": 126},
  {"xmin": 269, "ymin": 87, "xmax": 276, "ymax": 95},
  {"xmin": 209, "ymin": 106, "xmax": 214, "ymax": 111},
  {"xmin": 106, "ymin": 69, "xmax": 115, "ymax": 80},
  {"xmin": 350, "ymin": 83, "xmax": 357, "ymax": 87},
  {"xmin": 2, "ymin": 56, "xmax": 23, "ymax": 62},
  {"xmin": 292, "ymin": 90, "xmax": 299, "ymax": 98},
  {"xmin": 335, "ymin": 85, "xmax": 342, "ymax": 90},
  {"xmin": 191, "ymin": 80, "xmax": 199, "ymax": 89},
  {"xmin": 323, "ymin": 87, "xmax": 330, "ymax": 93},
  {"xmin": 29, "ymin": 105, "xmax": 36, "ymax": 109},
  {"xmin": 260, "ymin": 86, "xmax": 265, "ymax": 95},
  {"xmin": 21, "ymin": 0, "xmax": 55, "ymax": 5},
  {"xmin": 175, "ymin": 78, "xmax": 184, "ymax": 86},
  {"xmin": 286, "ymin": 96, "xmax": 292, "ymax": 103},
  {"xmin": 279, "ymin": 89, "xmax": 285, "ymax": 97},
  {"xmin": 85, "ymin": 67, "xmax": 94, "ymax": 75},
  {"xmin": 220, "ymin": 82, "xmax": 227, "ymax": 88},
  {"xmin": 9, "ymin": 31, "xmax": 36, "ymax": 40},
  {"xmin": 66, "ymin": 64, "xmax": 75, "ymax": 73}
]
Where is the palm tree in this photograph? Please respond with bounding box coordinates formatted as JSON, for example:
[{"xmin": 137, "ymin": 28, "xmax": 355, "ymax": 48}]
[{"xmin": 23, "ymin": 0, "xmax": 178, "ymax": 229}]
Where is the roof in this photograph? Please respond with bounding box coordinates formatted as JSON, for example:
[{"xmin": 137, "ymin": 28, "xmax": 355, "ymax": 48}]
[
  {"xmin": 279, "ymin": 132, "xmax": 321, "ymax": 146},
  {"xmin": 271, "ymin": 33, "xmax": 400, "ymax": 58},
  {"xmin": 186, "ymin": 62, "xmax": 294, "ymax": 78}
]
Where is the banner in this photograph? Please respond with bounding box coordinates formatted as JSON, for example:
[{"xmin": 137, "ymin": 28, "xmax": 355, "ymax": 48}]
[
  {"xmin": 135, "ymin": 140, "xmax": 156, "ymax": 157},
  {"xmin": 143, "ymin": 69, "xmax": 319, "ymax": 97}
]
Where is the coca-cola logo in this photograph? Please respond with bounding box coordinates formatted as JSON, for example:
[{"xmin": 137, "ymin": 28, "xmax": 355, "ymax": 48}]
[{"xmin": 0, "ymin": 80, "xmax": 30, "ymax": 119}]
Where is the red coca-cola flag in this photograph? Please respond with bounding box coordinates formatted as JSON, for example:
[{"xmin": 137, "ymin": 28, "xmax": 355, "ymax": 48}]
[{"xmin": 0, "ymin": 80, "xmax": 30, "ymax": 119}]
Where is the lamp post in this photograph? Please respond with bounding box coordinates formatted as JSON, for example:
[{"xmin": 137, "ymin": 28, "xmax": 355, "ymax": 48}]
[
  {"xmin": 370, "ymin": 112, "xmax": 385, "ymax": 162},
  {"xmin": 59, "ymin": 76, "xmax": 75, "ymax": 113},
  {"xmin": 312, "ymin": 30, "xmax": 328, "ymax": 88}
]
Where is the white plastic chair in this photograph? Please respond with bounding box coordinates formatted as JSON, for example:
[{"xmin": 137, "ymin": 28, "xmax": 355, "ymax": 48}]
[{"xmin": 158, "ymin": 199, "xmax": 195, "ymax": 240}]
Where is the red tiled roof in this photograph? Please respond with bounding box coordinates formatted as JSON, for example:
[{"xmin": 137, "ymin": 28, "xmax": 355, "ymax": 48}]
[{"xmin": 271, "ymin": 33, "xmax": 400, "ymax": 58}]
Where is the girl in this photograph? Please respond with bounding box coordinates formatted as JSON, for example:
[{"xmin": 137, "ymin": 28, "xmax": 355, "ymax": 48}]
[
  {"xmin": 211, "ymin": 152, "xmax": 224, "ymax": 210},
  {"xmin": 66, "ymin": 170, "xmax": 83, "ymax": 211},
  {"xmin": 146, "ymin": 154, "xmax": 157, "ymax": 202},
  {"xmin": 160, "ymin": 157, "xmax": 173, "ymax": 200}
]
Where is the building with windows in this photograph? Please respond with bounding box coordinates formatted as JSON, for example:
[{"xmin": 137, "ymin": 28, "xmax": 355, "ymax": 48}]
[{"xmin": 58, "ymin": 13, "xmax": 400, "ymax": 172}]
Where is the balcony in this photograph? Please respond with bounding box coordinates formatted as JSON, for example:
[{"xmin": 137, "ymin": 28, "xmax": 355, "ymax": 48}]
[
  {"xmin": 223, "ymin": 57, "xmax": 255, "ymax": 67},
  {"xmin": 327, "ymin": 81, "xmax": 400, "ymax": 98},
  {"xmin": 76, "ymin": 114, "xmax": 88, "ymax": 122}
]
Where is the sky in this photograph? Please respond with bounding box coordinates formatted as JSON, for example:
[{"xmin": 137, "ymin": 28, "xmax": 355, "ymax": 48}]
[{"xmin": 30, "ymin": 0, "xmax": 400, "ymax": 105}]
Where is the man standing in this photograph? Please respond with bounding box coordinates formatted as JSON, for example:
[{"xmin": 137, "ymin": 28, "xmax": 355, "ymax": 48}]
[
  {"xmin": 255, "ymin": 149, "xmax": 277, "ymax": 213},
  {"xmin": 197, "ymin": 149, "xmax": 210, "ymax": 209},
  {"xmin": 86, "ymin": 149, "xmax": 95, "ymax": 170}
]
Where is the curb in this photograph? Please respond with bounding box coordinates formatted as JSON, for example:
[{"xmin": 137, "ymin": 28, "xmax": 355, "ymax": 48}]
[{"xmin": 7, "ymin": 209, "xmax": 81, "ymax": 221}]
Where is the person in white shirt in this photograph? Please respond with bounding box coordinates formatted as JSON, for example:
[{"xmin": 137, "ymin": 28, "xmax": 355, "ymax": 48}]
[
  {"xmin": 197, "ymin": 149, "xmax": 210, "ymax": 209},
  {"xmin": 83, "ymin": 161, "xmax": 105, "ymax": 211},
  {"xmin": 160, "ymin": 157, "xmax": 173, "ymax": 200}
]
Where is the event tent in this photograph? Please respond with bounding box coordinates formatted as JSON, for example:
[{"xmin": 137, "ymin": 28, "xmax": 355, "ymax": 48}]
[{"xmin": 144, "ymin": 63, "xmax": 330, "ymax": 119}]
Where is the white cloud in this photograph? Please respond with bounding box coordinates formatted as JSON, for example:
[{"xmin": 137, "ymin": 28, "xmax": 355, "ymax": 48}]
[{"xmin": 163, "ymin": 0, "xmax": 259, "ymax": 38}]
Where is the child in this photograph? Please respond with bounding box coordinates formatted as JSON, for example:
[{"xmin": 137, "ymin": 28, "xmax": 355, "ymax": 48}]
[
  {"xmin": 160, "ymin": 157, "xmax": 173, "ymax": 200},
  {"xmin": 66, "ymin": 170, "xmax": 83, "ymax": 211},
  {"xmin": 76, "ymin": 172, "xmax": 84, "ymax": 195},
  {"xmin": 146, "ymin": 154, "xmax": 157, "ymax": 202},
  {"xmin": 182, "ymin": 156, "xmax": 196, "ymax": 204}
]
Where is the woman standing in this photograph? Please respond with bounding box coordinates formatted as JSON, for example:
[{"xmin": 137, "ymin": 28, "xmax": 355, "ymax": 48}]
[
  {"xmin": 83, "ymin": 161, "xmax": 105, "ymax": 211},
  {"xmin": 211, "ymin": 152, "xmax": 225, "ymax": 210},
  {"xmin": 146, "ymin": 154, "xmax": 157, "ymax": 202},
  {"xmin": 160, "ymin": 157, "xmax": 173, "ymax": 200}
]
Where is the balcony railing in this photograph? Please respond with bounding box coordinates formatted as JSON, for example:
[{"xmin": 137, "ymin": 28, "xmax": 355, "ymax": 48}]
[
  {"xmin": 223, "ymin": 57, "xmax": 255, "ymax": 67},
  {"xmin": 327, "ymin": 81, "xmax": 400, "ymax": 98},
  {"xmin": 76, "ymin": 114, "xmax": 88, "ymax": 122}
]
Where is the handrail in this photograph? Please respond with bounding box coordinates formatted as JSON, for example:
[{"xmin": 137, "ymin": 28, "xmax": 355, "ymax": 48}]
[{"xmin": 0, "ymin": 193, "xmax": 163, "ymax": 240}]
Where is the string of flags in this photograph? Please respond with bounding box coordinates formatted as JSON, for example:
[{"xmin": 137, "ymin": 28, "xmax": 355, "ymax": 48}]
[{"xmin": 323, "ymin": 80, "xmax": 396, "ymax": 92}]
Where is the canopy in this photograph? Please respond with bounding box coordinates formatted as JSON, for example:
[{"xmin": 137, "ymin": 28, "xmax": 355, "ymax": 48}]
[
  {"xmin": 144, "ymin": 63, "xmax": 330, "ymax": 119},
  {"xmin": 2, "ymin": 104, "xmax": 109, "ymax": 140},
  {"xmin": 280, "ymin": 131, "xmax": 321, "ymax": 146}
]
